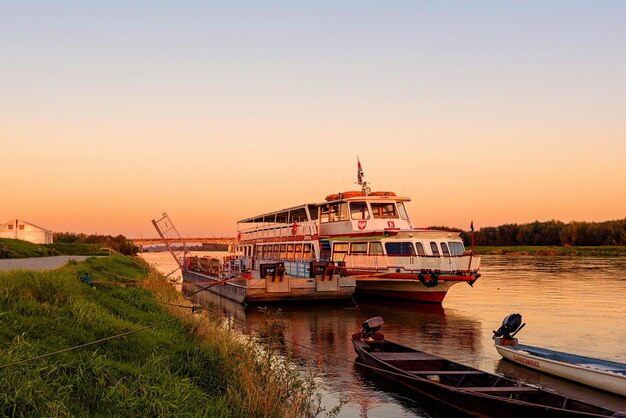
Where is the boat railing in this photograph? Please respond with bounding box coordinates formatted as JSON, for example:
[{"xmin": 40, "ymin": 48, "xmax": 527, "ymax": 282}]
[
  {"xmin": 343, "ymin": 253, "xmax": 480, "ymax": 273},
  {"xmin": 238, "ymin": 220, "xmax": 318, "ymax": 241}
]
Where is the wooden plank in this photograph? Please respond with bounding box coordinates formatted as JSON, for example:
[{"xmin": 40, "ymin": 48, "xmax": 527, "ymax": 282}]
[
  {"xmin": 370, "ymin": 352, "xmax": 439, "ymax": 361},
  {"xmin": 408, "ymin": 370, "xmax": 484, "ymax": 375},
  {"xmin": 464, "ymin": 386, "xmax": 539, "ymax": 393}
]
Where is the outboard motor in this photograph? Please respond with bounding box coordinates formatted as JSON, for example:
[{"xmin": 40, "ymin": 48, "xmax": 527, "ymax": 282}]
[
  {"xmin": 492, "ymin": 313, "xmax": 525, "ymax": 341},
  {"xmin": 361, "ymin": 316, "xmax": 384, "ymax": 340}
]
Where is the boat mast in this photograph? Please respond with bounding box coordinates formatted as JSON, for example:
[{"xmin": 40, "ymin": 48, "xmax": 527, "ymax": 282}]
[{"xmin": 357, "ymin": 157, "xmax": 371, "ymax": 195}]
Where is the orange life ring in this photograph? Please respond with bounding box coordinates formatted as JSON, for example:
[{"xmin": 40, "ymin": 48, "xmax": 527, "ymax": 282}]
[
  {"xmin": 325, "ymin": 193, "xmax": 341, "ymax": 201},
  {"xmin": 370, "ymin": 191, "xmax": 396, "ymax": 196},
  {"xmin": 341, "ymin": 191, "xmax": 365, "ymax": 198}
]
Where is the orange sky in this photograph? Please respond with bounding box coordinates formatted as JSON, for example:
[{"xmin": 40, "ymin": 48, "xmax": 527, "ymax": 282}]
[{"xmin": 2, "ymin": 3, "xmax": 625, "ymax": 237}]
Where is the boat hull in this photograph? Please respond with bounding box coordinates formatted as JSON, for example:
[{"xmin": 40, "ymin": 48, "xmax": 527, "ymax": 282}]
[
  {"xmin": 495, "ymin": 342, "xmax": 626, "ymax": 397},
  {"xmin": 354, "ymin": 275, "xmax": 466, "ymax": 303},
  {"xmin": 182, "ymin": 270, "xmax": 356, "ymax": 304}
]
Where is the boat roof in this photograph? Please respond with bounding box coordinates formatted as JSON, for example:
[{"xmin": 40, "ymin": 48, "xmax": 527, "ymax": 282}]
[
  {"xmin": 237, "ymin": 203, "xmax": 317, "ymax": 224},
  {"xmin": 237, "ymin": 193, "xmax": 411, "ymax": 224}
]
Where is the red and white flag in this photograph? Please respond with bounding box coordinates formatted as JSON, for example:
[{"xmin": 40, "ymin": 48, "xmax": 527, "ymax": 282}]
[{"xmin": 357, "ymin": 158, "xmax": 364, "ymax": 185}]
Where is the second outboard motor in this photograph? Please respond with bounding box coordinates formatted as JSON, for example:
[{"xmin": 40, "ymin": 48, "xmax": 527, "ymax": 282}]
[
  {"xmin": 361, "ymin": 316, "xmax": 384, "ymax": 340},
  {"xmin": 493, "ymin": 313, "xmax": 525, "ymax": 340}
]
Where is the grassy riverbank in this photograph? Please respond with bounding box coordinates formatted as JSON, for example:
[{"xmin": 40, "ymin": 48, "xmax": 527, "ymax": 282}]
[
  {"xmin": 0, "ymin": 238, "xmax": 107, "ymax": 258},
  {"xmin": 0, "ymin": 255, "xmax": 316, "ymax": 416},
  {"xmin": 474, "ymin": 246, "xmax": 626, "ymax": 256}
]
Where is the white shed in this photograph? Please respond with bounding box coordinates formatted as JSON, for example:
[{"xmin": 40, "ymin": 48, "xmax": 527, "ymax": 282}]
[{"xmin": 0, "ymin": 219, "xmax": 54, "ymax": 244}]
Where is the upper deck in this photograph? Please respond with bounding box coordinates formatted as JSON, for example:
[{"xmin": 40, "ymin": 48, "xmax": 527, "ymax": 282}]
[
  {"xmin": 317, "ymin": 191, "xmax": 413, "ymax": 237},
  {"xmin": 235, "ymin": 191, "xmax": 433, "ymax": 242}
]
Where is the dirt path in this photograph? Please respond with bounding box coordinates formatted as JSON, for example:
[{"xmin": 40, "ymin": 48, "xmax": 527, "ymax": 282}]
[{"xmin": 0, "ymin": 256, "xmax": 92, "ymax": 272}]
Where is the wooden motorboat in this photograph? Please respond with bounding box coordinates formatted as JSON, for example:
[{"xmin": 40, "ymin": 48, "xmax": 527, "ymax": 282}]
[
  {"xmin": 493, "ymin": 313, "xmax": 626, "ymax": 397},
  {"xmin": 352, "ymin": 317, "xmax": 623, "ymax": 418}
]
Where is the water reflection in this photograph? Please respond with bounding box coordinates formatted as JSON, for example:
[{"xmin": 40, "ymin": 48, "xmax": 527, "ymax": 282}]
[
  {"xmin": 184, "ymin": 285, "xmax": 486, "ymax": 417},
  {"xmin": 142, "ymin": 252, "xmax": 626, "ymax": 417}
]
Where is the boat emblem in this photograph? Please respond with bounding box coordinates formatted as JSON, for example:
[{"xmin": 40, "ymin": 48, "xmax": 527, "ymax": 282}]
[
  {"xmin": 387, "ymin": 221, "xmax": 395, "ymax": 228},
  {"xmin": 358, "ymin": 220, "xmax": 367, "ymax": 230}
]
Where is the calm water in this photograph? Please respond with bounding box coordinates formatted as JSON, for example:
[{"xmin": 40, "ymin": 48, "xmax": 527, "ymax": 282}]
[{"xmin": 140, "ymin": 252, "xmax": 626, "ymax": 417}]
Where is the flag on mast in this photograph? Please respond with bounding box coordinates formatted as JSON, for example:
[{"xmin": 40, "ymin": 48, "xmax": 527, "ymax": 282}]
[{"xmin": 357, "ymin": 158, "xmax": 364, "ymax": 185}]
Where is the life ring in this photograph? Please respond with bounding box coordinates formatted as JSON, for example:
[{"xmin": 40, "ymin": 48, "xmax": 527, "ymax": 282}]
[
  {"xmin": 341, "ymin": 191, "xmax": 366, "ymax": 199},
  {"xmin": 467, "ymin": 273, "xmax": 481, "ymax": 287},
  {"xmin": 325, "ymin": 194, "xmax": 341, "ymax": 201},
  {"xmin": 418, "ymin": 273, "xmax": 438, "ymax": 288},
  {"xmin": 291, "ymin": 222, "xmax": 298, "ymax": 235}
]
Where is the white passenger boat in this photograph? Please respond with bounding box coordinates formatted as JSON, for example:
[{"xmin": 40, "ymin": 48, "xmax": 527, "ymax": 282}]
[
  {"xmin": 493, "ymin": 313, "xmax": 626, "ymax": 397},
  {"xmin": 155, "ymin": 161, "xmax": 480, "ymax": 304},
  {"xmin": 234, "ymin": 161, "xmax": 480, "ymax": 304}
]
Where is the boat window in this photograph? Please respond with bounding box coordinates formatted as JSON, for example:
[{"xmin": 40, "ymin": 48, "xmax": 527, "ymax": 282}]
[
  {"xmin": 327, "ymin": 203, "xmax": 349, "ymax": 222},
  {"xmin": 320, "ymin": 240, "xmax": 331, "ymax": 260},
  {"xmin": 430, "ymin": 242, "xmax": 440, "ymax": 256},
  {"xmin": 385, "ymin": 242, "xmax": 416, "ymax": 256},
  {"xmin": 303, "ymin": 243, "xmax": 312, "ymax": 260},
  {"xmin": 287, "ymin": 244, "xmax": 295, "ymax": 260},
  {"xmin": 276, "ymin": 212, "xmax": 289, "ymax": 225},
  {"xmin": 448, "ymin": 242, "xmax": 465, "ymax": 256},
  {"xmin": 333, "ymin": 242, "xmax": 349, "ymax": 262},
  {"xmin": 256, "ymin": 245, "xmax": 261, "ymax": 256},
  {"xmin": 294, "ymin": 244, "xmax": 302, "ymax": 259},
  {"xmin": 397, "ymin": 202, "xmax": 409, "ymax": 220},
  {"xmin": 328, "ymin": 204, "xmax": 339, "ymax": 222},
  {"xmin": 350, "ymin": 242, "xmax": 367, "ymax": 254},
  {"xmin": 415, "ymin": 242, "xmax": 425, "ymax": 256},
  {"xmin": 308, "ymin": 204, "xmax": 319, "ymax": 221},
  {"xmin": 273, "ymin": 244, "xmax": 279, "ymax": 258},
  {"xmin": 339, "ymin": 203, "xmax": 349, "ymax": 221},
  {"xmin": 350, "ymin": 202, "xmax": 370, "ymax": 220},
  {"xmin": 370, "ymin": 242, "xmax": 384, "ymax": 255},
  {"xmin": 280, "ymin": 244, "xmax": 287, "ymax": 259},
  {"xmin": 320, "ymin": 205, "xmax": 330, "ymax": 223},
  {"xmin": 441, "ymin": 242, "xmax": 450, "ymax": 256},
  {"xmin": 290, "ymin": 207, "xmax": 308, "ymax": 223},
  {"xmin": 371, "ymin": 203, "xmax": 397, "ymax": 218}
]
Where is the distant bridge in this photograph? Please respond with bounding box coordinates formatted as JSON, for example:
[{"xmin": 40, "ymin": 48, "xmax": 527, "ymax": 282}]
[{"xmin": 129, "ymin": 237, "xmax": 236, "ymax": 246}]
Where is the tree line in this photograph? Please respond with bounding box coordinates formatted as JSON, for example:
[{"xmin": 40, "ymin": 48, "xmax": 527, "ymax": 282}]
[
  {"xmin": 457, "ymin": 219, "xmax": 626, "ymax": 247},
  {"xmin": 54, "ymin": 232, "xmax": 138, "ymax": 255}
]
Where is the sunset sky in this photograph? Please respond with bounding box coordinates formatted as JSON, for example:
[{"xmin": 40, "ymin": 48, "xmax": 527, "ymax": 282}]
[{"xmin": 2, "ymin": 2, "xmax": 625, "ymax": 237}]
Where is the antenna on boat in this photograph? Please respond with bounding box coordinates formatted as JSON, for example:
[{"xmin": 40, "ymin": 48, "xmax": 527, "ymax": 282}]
[{"xmin": 357, "ymin": 157, "xmax": 371, "ymax": 195}]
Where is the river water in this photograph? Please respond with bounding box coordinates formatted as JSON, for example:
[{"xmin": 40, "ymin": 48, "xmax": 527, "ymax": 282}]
[{"xmin": 140, "ymin": 252, "xmax": 626, "ymax": 417}]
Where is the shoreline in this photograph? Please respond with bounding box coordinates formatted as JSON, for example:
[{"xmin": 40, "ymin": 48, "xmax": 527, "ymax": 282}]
[
  {"xmin": 0, "ymin": 254, "xmax": 318, "ymax": 416},
  {"xmin": 474, "ymin": 246, "xmax": 626, "ymax": 257}
]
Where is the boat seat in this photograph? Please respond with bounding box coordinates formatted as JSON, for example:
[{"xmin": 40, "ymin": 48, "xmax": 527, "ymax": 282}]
[
  {"xmin": 464, "ymin": 386, "xmax": 539, "ymax": 393},
  {"xmin": 408, "ymin": 370, "xmax": 484, "ymax": 375},
  {"xmin": 370, "ymin": 352, "xmax": 439, "ymax": 361}
]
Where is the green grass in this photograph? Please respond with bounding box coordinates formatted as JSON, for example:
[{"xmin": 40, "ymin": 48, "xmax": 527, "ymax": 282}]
[
  {"xmin": 474, "ymin": 245, "xmax": 626, "ymax": 256},
  {"xmin": 0, "ymin": 238, "xmax": 107, "ymax": 258},
  {"xmin": 0, "ymin": 255, "xmax": 316, "ymax": 416}
]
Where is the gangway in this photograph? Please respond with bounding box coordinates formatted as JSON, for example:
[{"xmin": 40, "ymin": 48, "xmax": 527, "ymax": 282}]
[{"xmin": 151, "ymin": 212, "xmax": 188, "ymax": 278}]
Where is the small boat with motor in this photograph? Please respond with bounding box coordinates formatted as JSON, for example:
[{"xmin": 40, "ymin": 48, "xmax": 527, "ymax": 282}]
[
  {"xmin": 352, "ymin": 317, "xmax": 624, "ymax": 417},
  {"xmin": 493, "ymin": 313, "xmax": 626, "ymax": 397}
]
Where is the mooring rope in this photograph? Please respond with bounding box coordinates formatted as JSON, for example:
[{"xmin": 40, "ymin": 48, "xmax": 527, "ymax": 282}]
[{"xmin": 0, "ymin": 311, "xmax": 199, "ymax": 370}]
